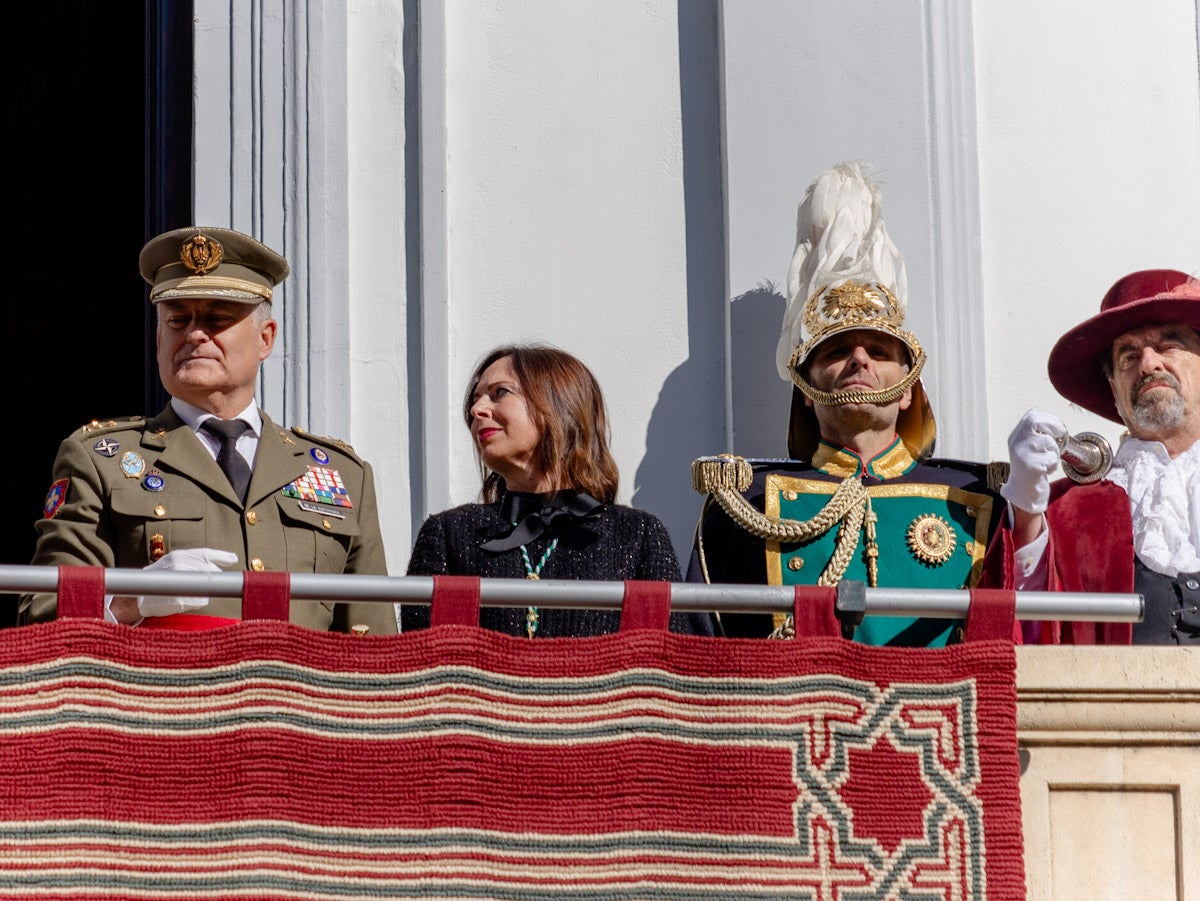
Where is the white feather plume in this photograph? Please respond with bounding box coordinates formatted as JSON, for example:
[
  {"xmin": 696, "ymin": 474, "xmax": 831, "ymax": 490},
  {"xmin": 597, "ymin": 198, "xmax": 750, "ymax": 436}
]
[{"xmin": 775, "ymin": 161, "xmax": 908, "ymax": 381}]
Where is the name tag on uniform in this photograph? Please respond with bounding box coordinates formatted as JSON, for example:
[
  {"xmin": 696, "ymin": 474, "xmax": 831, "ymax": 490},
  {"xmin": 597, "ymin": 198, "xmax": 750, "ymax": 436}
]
[{"xmin": 298, "ymin": 501, "xmax": 346, "ymax": 519}]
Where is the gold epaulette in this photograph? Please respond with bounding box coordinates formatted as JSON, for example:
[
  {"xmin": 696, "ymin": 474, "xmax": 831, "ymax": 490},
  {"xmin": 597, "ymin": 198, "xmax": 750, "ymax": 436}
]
[
  {"xmin": 691, "ymin": 454, "xmax": 753, "ymax": 494},
  {"xmin": 986, "ymin": 461, "xmax": 1010, "ymax": 494},
  {"xmin": 77, "ymin": 416, "xmax": 146, "ymax": 436},
  {"xmin": 289, "ymin": 426, "xmax": 361, "ymax": 460}
]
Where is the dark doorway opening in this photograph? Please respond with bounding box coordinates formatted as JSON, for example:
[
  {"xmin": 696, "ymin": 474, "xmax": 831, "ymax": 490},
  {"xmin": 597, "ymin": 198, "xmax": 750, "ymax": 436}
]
[{"xmin": 2, "ymin": 2, "xmax": 191, "ymax": 626}]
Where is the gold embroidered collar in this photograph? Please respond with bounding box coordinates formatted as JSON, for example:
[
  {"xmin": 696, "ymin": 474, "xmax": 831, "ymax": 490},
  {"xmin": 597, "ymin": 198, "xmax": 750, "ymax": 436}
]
[{"xmin": 811, "ymin": 436, "xmax": 916, "ymax": 480}]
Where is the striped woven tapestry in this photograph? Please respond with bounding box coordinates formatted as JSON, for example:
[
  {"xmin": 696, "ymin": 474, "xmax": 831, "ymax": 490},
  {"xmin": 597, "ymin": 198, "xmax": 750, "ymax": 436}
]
[{"xmin": 0, "ymin": 581, "xmax": 1024, "ymax": 899}]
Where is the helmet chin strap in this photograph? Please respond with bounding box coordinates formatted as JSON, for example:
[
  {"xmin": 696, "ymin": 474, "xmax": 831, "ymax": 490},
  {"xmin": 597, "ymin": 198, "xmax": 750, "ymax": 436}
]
[{"xmin": 791, "ymin": 350, "xmax": 926, "ymax": 407}]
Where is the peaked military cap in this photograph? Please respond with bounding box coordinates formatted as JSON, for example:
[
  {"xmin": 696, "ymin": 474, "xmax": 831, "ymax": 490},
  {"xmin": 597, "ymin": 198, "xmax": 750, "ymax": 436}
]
[{"xmin": 139, "ymin": 226, "xmax": 290, "ymax": 304}]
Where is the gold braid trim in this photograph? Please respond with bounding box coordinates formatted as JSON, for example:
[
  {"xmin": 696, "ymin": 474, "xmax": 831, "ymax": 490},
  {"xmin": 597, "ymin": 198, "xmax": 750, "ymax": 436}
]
[
  {"xmin": 791, "ymin": 349, "xmax": 926, "ymax": 407},
  {"xmin": 692, "ymin": 456, "xmax": 870, "ymax": 587},
  {"xmin": 692, "ymin": 455, "xmax": 883, "ymax": 640},
  {"xmin": 818, "ymin": 490, "xmax": 867, "ymax": 587},
  {"xmin": 767, "ymin": 498, "xmax": 876, "ymax": 640}
]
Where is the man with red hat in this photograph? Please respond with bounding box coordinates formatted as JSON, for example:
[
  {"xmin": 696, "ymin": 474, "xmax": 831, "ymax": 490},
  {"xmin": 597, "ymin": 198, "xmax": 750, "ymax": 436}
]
[{"xmin": 992, "ymin": 268, "xmax": 1200, "ymax": 645}]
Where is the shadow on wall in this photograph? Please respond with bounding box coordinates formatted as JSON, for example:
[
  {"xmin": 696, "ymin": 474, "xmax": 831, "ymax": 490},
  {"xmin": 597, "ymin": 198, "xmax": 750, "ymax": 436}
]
[
  {"xmin": 630, "ymin": 284, "xmax": 793, "ymax": 568},
  {"xmin": 626, "ymin": 0, "xmax": 728, "ymax": 565},
  {"xmin": 729, "ymin": 283, "xmax": 792, "ymax": 460},
  {"xmin": 632, "ymin": 356, "xmax": 719, "ymax": 569}
]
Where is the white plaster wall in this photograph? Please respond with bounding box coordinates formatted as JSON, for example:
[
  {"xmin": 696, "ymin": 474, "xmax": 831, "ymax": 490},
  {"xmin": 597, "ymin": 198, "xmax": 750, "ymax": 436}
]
[
  {"xmin": 975, "ymin": 0, "xmax": 1200, "ymax": 458},
  {"xmin": 423, "ymin": 0, "xmax": 725, "ymax": 566},
  {"xmin": 347, "ymin": 0, "xmax": 413, "ymax": 572}
]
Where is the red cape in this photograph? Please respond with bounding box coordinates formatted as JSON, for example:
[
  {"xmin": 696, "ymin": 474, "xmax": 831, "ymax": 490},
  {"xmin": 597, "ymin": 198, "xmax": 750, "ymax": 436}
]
[{"xmin": 982, "ymin": 479, "xmax": 1134, "ymax": 644}]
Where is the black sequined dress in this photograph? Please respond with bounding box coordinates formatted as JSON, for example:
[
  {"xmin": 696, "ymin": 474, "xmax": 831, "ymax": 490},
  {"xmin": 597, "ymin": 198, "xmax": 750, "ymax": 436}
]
[{"xmin": 403, "ymin": 490, "xmax": 712, "ymax": 637}]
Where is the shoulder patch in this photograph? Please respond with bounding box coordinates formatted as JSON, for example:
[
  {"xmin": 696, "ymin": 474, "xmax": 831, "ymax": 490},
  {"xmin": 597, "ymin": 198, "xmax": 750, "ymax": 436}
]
[{"xmin": 43, "ymin": 479, "xmax": 69, "ymax": 519}]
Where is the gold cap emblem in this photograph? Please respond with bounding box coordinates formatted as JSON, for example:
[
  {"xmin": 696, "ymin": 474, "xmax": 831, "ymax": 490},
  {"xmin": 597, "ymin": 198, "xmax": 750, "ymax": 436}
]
[{"xmin": 180, "ymin": 233, "xmax": 224, "ymax": 275}]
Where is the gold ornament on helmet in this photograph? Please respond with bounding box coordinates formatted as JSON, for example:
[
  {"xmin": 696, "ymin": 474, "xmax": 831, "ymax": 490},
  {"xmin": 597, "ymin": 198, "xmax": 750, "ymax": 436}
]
[{"xmin": 802, "ymin": 280, "xmax": 903, "ymax": 346}]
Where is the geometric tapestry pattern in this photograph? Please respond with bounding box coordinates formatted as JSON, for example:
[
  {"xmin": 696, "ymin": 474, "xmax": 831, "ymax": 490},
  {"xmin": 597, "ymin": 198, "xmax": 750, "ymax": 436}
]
[{"xmin": 0, "ymin": 619, "xmax": 1024, "ymax": 899}]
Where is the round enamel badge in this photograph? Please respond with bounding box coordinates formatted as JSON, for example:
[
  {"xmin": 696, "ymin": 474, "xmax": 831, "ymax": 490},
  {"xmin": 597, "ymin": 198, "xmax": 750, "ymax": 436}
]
[{"xmin": 120, "ymin": 451, "xmax": 146, "ymax": 479}]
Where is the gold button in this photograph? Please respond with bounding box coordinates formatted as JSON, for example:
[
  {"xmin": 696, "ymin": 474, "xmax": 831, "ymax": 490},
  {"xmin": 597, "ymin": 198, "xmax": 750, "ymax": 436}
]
[
  {"xmin": 788, "ymin": 557, "xmax": 804, "ymax": 571},
  {"xmin": 965, "ymin": 541, "xmax": 976, "ymax": 555},
  {"xmin": 322, "ymin": 519, "xmax": 332, "ymax": 530},
  {"xmin": 965, "ymin": 506, "xmax": 977, "ymax": 518},
  {"xmin": 246, "ymin": 511, "xmax": 257, "ymax": 525},
  {"xmin": 250, "ymin": 558, "xmax": 265, "ymax": 572},
  {"xmin": 154, "ymin": 505, "xmax": 166, "ymax": 517},
  {"xmin": 783, "ymin": 490, "xmax": 798, "ymax": 501}
]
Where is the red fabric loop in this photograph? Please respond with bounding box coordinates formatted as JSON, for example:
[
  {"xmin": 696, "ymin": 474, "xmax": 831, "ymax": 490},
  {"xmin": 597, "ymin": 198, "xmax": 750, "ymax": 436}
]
[
  {"xmin": 139, "ymin": 614, "xmax": 240, "ymax": 631},
  {"xmin": 242, "ymin": 571, "xmax": 291, "ymax": 621},
  {"xmin": 620, "ymin": 581, "xmax": 672, "ymax": 632},
  {"xmin": 792, "ymin": 585, "xmax": 841, "ymax": 638},
  {"xmin": 56, "ymin": 566, "xmax": 106, "ymax": 620},
  {"xmin": 965, "ymin": 588, "xmax": 1017, "ymax": 642},
  {"xmin": 430, "ymin": 575, "xmax": 481, "ymax": 627}
]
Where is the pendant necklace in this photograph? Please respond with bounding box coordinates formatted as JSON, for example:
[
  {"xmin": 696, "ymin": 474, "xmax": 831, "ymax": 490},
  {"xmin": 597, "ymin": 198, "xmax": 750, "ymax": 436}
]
[{"xmin": 519, "ymin": 536, "xmax": 558, "ymax": 638}]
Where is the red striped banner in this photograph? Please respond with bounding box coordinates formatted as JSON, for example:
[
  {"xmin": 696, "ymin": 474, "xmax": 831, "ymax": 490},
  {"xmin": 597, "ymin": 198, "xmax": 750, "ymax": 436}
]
[{"xmin": 0, "ymin": 607, "xmax": 1024, "ymax": 899}]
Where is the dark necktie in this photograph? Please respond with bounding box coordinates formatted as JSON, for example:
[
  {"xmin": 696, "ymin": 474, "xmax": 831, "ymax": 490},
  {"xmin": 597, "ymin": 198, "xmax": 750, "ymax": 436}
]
[{"xmin": 201, "ymin": 418, "xmax": 252, "ymax": 503}]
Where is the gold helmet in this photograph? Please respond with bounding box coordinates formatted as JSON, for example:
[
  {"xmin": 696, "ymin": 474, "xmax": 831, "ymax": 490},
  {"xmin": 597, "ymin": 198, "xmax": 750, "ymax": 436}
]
[{"xmin": 776, "ymin": 161, "xmax": 935, "ymax": 461}]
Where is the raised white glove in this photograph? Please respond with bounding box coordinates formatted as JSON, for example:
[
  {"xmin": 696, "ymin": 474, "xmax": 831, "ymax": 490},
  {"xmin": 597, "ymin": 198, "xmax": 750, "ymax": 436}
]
[
  {"xmin": 1000, "ymin": 409, "xmax": 1066, "ymax": 515},
  {"xmin": 136, "ymin": 547, "xmax": 240, "ymax": 618}
]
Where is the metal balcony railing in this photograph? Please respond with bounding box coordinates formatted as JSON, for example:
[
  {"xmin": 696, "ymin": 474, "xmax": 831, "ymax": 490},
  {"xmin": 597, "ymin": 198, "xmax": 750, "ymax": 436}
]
[{"xmin": 0, "ymin": 564, "xmax": 1144, "ymax": 623}]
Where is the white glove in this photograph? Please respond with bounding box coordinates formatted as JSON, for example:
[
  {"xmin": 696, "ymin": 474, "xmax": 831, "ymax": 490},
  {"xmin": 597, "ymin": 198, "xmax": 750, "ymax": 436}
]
[
  {"xmin": 1000, "ymin": 409, "xmax": 1066, "ymax": 515},
  {"xmin": 136, "ymin": 547, "xmax": 240, "ymax": 618}
]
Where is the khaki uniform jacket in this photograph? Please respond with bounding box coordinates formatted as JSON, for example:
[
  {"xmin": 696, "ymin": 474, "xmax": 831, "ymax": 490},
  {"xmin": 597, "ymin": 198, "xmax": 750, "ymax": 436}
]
[{"xmin": 20, "ymin": 406, "xmax": 397, "ymax": 634}]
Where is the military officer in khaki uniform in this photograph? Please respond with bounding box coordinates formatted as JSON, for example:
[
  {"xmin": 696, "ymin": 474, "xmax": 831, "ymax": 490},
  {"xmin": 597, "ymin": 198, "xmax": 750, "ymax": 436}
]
[{"xmin": 20, "ymin": 226, "xmax": 397, "ymax": 634}]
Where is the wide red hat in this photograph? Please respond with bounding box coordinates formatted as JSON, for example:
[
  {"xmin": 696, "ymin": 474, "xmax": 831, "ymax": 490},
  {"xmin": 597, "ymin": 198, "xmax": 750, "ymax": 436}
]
[{"xmin": 1047, "ymin": 269, "xmax": 1200, "ymax": 423}]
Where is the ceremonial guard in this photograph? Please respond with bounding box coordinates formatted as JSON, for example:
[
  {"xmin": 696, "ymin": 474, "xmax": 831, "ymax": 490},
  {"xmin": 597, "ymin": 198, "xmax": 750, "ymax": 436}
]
[
  {"xmin": 20, "ymin": 227, "xmax": 396, "ymax": 634},
  {"xmin": 687, "ymin": 162, "xmax": 1005, "ymax": 645}
]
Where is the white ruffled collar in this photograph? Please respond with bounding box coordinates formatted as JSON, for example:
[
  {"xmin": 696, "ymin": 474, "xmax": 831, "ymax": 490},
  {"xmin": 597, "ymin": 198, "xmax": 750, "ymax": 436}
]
[{"xmin": 1109, "ymin": 436, "xmax": 1200, "ymax": 577}]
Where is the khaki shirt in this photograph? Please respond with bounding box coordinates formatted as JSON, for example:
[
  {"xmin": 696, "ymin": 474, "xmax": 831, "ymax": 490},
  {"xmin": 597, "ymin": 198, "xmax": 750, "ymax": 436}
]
[{"xmin": 20, "ymin": 406, "xmax": 396, "ymax": 635}]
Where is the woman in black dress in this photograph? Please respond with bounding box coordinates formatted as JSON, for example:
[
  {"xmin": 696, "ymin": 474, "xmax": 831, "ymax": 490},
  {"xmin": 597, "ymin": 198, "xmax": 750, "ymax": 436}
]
[{"xmin": 403, "ymin": 344, "xmax": 710, "ymax": 637}]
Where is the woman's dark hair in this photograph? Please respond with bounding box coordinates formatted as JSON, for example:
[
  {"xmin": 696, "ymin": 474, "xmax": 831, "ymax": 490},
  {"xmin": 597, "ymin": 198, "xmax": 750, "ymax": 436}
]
[{"xmin": 463, "ymin": 344, "xmax": 620, "ymax": 504}]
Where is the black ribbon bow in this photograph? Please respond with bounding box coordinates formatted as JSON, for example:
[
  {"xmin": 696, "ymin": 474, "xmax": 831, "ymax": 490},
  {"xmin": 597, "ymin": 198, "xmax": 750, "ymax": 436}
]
[{"xmin": 480, "ymin": 490, "xmax": 604, "ymax": 553}]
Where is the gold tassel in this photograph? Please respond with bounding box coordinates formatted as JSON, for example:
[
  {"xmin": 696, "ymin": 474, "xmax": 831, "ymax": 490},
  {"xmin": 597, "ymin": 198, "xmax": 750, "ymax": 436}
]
[{"xmin": 863, "ymin": 496, "xmax": 879, "ymax": 588}]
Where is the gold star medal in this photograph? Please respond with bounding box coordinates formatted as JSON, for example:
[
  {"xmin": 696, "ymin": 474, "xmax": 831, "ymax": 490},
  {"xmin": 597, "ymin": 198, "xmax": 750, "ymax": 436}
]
[{"xmin": 907, "ymin": 514, "xmax": 956, "ymax": 566}]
